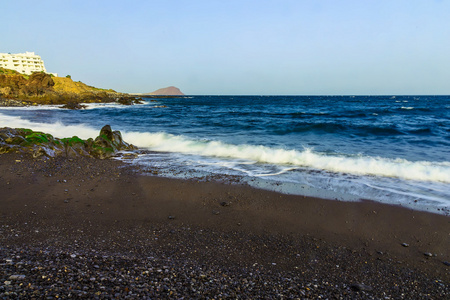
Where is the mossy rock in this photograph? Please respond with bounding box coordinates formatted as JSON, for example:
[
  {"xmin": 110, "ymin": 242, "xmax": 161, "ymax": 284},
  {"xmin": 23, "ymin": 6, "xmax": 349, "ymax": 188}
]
[
  {"xmin": 0, "ymin": 125, "xmax": 136, "ymax": 159},
  {"xmin": 62, "ymin": 136, "xmax": 85, "ymax": 147},
  {"xmin": 25, "ymin": 132, "xmax": 53, "ymax": 144}
]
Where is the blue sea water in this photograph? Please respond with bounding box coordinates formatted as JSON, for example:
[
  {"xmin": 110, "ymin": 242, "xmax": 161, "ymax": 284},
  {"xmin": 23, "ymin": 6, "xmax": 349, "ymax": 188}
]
[{"xmin": 1, "ymin": 95, "xmax": 449, "ymax": 214}]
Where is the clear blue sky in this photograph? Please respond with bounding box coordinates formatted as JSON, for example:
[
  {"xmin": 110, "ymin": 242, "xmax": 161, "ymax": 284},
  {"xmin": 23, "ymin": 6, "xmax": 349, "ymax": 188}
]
[{"xmin": 2, "ymin": 0, "xmax": 450, "ymax": 95}]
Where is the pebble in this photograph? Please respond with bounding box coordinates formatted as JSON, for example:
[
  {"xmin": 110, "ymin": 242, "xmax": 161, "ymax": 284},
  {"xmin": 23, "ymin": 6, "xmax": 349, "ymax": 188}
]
[
  {"xmin": 401, "ymin": 243, "xmax": 409, "ymax": 247},
  {"xmin": 8, "ymin": 275, "xmax": 25, "ymax": 280},
  {"xmin": 350, "ymin": 283, "xmax": 373, "ymax": 292},
  {"xmin": 424, "ymin": 252, "xmax": 433, "ymax": 257},
  {"xmin": 0, "ymin": 238, "xmax": 448, "ymax": 299}
]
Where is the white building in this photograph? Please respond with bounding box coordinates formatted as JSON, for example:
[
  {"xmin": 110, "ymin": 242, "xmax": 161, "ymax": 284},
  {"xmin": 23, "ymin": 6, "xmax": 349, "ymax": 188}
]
[{"xmin": 0, "ymin": 51, "xmax": 57, "ymax": 76}]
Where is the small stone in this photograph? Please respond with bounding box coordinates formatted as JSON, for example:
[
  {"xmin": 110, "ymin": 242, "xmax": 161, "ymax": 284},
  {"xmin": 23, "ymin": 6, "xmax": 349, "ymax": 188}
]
[
  {"xmin": 4, "ymin": 280, "xmax": 11, "ymax": 285},
  {"xmin": 8, "ymin": 275, "xmax": 25, "ymax": 280},
  {"xmin": 350, "ymin": 283, "xmax": 372, "ymax": 292},
  {"xmin": 212, "ymin": 210, "xmax": 220, "ymax": 215},
  {"xmin": 443, "ymin": 261, "xmax": 450, "ymax": 266},
  {"xmin": 168, "ymin": 215, "xmax": 175, "ymax": 220},
  {"xmin": 220, "ymin": 201, "xmax": 230, "ymax": 207},
  {"xmin": 401, "ymin": 243, "xmax": 409, "ymax": 247},
  {"xmin": 424, "ymin": 252, "xmax": 433, "ymax": 257}
]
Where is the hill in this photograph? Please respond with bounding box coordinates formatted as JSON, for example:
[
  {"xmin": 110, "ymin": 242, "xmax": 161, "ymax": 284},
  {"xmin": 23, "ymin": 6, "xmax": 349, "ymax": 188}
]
[
  {"xmin": 0, "ymin": 67, "xmax": 139, "ymax": 106},
  {"xmin": 144, "ymin": 86, "xmax": 184, "ymax": 96}
]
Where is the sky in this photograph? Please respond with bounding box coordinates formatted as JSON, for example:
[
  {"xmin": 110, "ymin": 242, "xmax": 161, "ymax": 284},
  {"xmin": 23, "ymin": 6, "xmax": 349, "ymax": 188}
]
[{"xmin": 2, "ymin": 0, "xmax": 450, "ymax": 95}]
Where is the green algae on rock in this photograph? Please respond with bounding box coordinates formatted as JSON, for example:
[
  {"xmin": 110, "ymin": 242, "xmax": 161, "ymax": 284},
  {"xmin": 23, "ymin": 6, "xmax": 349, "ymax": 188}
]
[{"xmin": 0, "ymin": 125, "xmax": 136, "ymax": 159}]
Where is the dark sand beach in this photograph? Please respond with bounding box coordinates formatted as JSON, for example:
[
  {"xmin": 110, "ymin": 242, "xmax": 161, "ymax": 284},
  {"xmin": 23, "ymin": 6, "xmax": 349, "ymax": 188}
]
[{"xmin": 1, "ymin": 152, "xmax": 449, "ymax": 298}]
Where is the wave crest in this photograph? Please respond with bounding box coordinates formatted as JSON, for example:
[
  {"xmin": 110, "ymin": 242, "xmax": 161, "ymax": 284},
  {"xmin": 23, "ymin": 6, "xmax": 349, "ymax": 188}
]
[{"xmin": 123, "ymin": 131, "xmax": 450, "ymax": 183}]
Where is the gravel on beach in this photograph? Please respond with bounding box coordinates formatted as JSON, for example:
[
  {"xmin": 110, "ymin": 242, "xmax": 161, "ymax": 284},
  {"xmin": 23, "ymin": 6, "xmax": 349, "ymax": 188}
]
[{"xmin": 1, "ymin": 153, "xmax": 449, "ymax": 299}]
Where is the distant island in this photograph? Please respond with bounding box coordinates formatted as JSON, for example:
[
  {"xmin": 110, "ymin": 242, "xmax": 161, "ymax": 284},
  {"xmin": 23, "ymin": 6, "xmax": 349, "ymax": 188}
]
[{"xmin": 140, "ymin": 86, "xmax": 185, "ymax": 96}]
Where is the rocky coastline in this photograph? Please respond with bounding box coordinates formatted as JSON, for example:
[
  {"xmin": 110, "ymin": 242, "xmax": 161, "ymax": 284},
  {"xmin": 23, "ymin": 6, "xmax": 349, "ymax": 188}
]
[
  {"xmin": 0, "ymin": 125, "xmax": 136, "ymax": 160},
  {"xmin": 0, "ymin": 69, "xmax": 142, "ymax": 108}
]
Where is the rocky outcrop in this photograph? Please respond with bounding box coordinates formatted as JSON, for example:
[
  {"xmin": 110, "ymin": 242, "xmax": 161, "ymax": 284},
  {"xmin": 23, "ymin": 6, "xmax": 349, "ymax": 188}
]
[
  {"xmin": 0, "ymin": 125, "xmax": 136, "ymax": 159},
  {"xmin": 0, "ymin": 67, "xmax": 143, "ymax": 107},
  {"xmin": 0, "ymin": 72, "xmax": 54, "ymax": 98}
]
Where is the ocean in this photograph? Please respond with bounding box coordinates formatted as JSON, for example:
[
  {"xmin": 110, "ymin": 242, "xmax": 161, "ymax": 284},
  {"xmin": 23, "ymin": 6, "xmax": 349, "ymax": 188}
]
[{"xmin": 1, "ymin": 95, "xmax": 449, "ymax": 215}]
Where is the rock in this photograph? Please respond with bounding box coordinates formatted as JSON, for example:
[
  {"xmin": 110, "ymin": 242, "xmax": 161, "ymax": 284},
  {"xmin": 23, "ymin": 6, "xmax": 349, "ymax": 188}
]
[
  {"xmin": 121, "ymin": 152, "xmax": 138, "ymax": 159},
  {"xmin": 116, "ymin": 97, "xmax": 142, "ymax": 105},
  {"xmin": 0, "ymin": 98, "xmax": 30, "ymax": 107},
  {"xmin": 350, "ymin": 283, "xmax": 372, "ymax": 292},
  {"xmin": 61, "ymin": 102, "xmax": 86, "ymax": 109},
  {"xmin": 28, "ymin": 72, "xmax": 54, "ymax": 89},
  {"xmin": 8, "ymin": 275, "xmax": 25, "ymax": 280},
  {"xmin": 220, "ymin": 201, "xmax": 230, "ymax": 207},
  {"xmin": 401, "ymin": 243, "xmax": 409, "ymax": 247},
  {"xmin": 212, "ymin": 210, "xmax": 220, "ymax": 215},
  {"xmin": 0, "ymin": 126, "xmax": 136, "ymax": 159},
  {"xmin": 91, "ymin": 125, "xmax": 135, "ymax": 159},
  {"xmin": 168, "ymin": 216, "xmax": 175, "ymax": 220},
  {"xmin": 443, "ymin": 261, "xmax": 450, "ymax": 266},
  {"xmin": 424, "ymin": 252, "xmax": 433, "ymax": 257}
]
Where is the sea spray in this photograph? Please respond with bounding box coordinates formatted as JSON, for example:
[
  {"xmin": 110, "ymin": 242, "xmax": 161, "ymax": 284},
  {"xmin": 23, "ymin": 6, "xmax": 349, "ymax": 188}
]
[
  {"xmin": 122, "ymin": 131, "xmax": 450, "ymax": 183},
  {"xmin": 0, "ymin": 113, "xmax": 100, "ymax": 139}
]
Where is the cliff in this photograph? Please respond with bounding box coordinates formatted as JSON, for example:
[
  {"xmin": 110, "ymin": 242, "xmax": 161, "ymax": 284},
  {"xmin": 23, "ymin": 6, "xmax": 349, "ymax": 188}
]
[
  {"xmin": 0, "ymin": 68, "xmax": 140, "ymax": 107},
  {"xmin": 145, "ymin": 86, "xmax": 184, "ymax": 96}
]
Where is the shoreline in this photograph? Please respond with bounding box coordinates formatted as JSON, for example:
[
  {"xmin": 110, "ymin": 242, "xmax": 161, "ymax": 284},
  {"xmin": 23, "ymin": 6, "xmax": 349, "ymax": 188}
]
[{"xmin": 1, "ymin": 152, "xmax": 449, "ymax": 298}]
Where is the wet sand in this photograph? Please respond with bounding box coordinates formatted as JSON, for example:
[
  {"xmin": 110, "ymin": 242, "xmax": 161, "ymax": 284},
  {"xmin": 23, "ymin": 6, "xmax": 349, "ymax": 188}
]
[{"xmin": 1, "ymin": 152, "xmax": 449, "ymax": 298}]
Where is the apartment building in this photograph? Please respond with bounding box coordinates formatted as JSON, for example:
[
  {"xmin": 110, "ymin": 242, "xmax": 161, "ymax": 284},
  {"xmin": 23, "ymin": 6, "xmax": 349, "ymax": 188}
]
[{"xmin": 0, "ymin": 51, "xmax": 49, "ymax": 75}]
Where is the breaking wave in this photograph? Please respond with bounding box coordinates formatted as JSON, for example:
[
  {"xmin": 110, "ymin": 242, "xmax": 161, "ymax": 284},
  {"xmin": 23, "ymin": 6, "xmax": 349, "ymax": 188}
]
[
  {"xmin": 123, "ymin": 131, "xmax": 450, "ymax": 183},
  {"xmin": 1, "ymin": 112, "xmax": 448, "ymax": 184}
]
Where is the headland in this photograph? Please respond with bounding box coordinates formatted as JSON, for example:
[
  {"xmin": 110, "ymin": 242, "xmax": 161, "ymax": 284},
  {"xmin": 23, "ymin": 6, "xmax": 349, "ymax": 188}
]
[{"xmin": 0, "ymin": 68, "xmax": 142, "ymax": 108}]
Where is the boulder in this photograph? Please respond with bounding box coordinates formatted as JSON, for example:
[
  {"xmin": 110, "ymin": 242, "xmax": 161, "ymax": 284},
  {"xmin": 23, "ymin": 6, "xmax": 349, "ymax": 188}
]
[
  {"xmin": 61, "ymin": 102, "xmax": 86, "ymax": 109},
  {"xmin": 91, "ymin": 125, "xmax": 135, "ymax": 159}
]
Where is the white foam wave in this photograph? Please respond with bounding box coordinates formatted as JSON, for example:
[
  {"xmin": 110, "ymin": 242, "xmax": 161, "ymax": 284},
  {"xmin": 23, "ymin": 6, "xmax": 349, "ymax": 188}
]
[
  {"xmin": 0, "ymin": 105, "xmax": 62, "ymax": 110},
  {"xmin": 83, "ymin": 102, "xmax": 150, "ymax": 110},
  {"xmin": 0, "ymin": 113, "xmax": 98, "ymax": 139},
  {"xmin": 1, "ymin": 112, "xmax": 448, "ymax": 184},
  {"xmin": 123, "ymin": 131, "xmax": 450, "ymax": 183}
]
